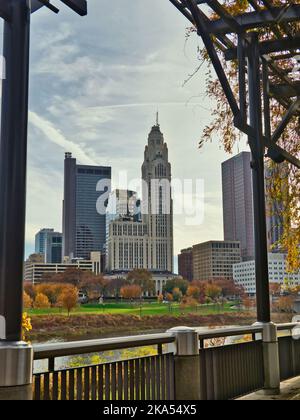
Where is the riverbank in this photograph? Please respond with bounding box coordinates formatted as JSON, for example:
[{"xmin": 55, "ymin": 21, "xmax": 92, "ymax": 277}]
[{"xmin": 29, "ymin": 312, "xmax": 291, "ymax": 342}]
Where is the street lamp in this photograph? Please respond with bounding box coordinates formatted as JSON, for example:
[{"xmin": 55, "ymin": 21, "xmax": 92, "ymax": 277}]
[{"xmin": 0, "ymin": 0, "xmax": 87, "ymax": 400}]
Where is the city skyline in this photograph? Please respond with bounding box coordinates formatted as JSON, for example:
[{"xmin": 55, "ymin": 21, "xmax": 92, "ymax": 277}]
[{"xmin": 21, "ymin": 0, "xmax": 250, "ymax": 261}]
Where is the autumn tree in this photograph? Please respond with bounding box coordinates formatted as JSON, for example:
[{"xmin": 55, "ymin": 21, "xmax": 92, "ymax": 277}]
[
  {"xmin": 57, "ymin": 286, "xmax": 78, "ymax": 316},
  {"xmin": 120, "ymin": 285, "xmax": 142, "ymax": 300},
  {"xmin": 106, "ymin": 277, "xmax": 129, "ymax": 298},
  {"xmin": 187, "ymin": 285, "xmax": 201, "ymax": 301},
  {"xmin": 172, "ymin": 287, "xmax": 183, "ymax": 303},
  {"xmin": 275, "ymin": 296, "xmax": 295, "ymax": 313},
  {"xmin": 24, "ymin": 282, "xmax": 36, "ymax": 300},
  {"xmin": 127, "ymin": 269, "xmax": 155, "ymax": 296},
  {"xmin": 190, "ymin": 280, "xmax": 207, "ymax": 303},
  {"xmin": 163, "ymin": 278, "xmax": 189, "ymax": 296},
  {"xmin": 213, "ymin": 278, "xmax": 243, "ymax": 298},
  {"xmin": 269, "ymin": 283, "xmax": 282, "ymax": 297},
  {"xmin": 34, "ymin": 293, "xmax": 51, "ymax": 309},
  {"xmin": 23, "ymin": 291, "xmax": 33, "ymax": 309},
  {"xmin": 186, "ymin": 0, "xmax": 300, "ymax": 270},
  {"xmin": 80, "ymin": 275, "xmax": 108, "ymax": 300},
  {"xmin": 205, "ymin": 283, "xmax": 222, "ymax": 302}
]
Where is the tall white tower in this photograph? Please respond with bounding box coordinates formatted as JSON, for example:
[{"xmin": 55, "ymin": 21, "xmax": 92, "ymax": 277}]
[{"xmin": 142, "ymin": 117, "xmax": 174, "ymax": 273}]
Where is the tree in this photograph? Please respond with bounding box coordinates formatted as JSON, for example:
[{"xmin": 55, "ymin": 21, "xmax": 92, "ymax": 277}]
[
  {"xmin": 186, "ymin": 1, "xmax": 300, "ymax": 270},
  {"xmin": 57, "ymin": 286, "xmax": 78, "ymax": 316},
  {"xmin": 106, "ymin": 277, "xmax": 129, "ymax": 298},
  {"xmin": 127, "ymin": 269, "xmax": 155, "ymax": 296},
  {"xmin": 24, "ymin": 282, "xmax": 36, "ymax": 300},
  {"xmin": 205, "ymin": 283, "xmax": 222, "ymax": 302},
  {"xmin": 172, "ymin": 287, "xmax": 183, "ymax": 303},
  {"xmin": 157, "ymin": 293, "xmax": 164, "ymax": 303},
  {"xmin": 187, "ymin": 285, "xmax": 201, "ymax": 301},
  {"xmin": 163, "ymin": 278, "xmax": 189, "ymax": 296},
  {"xmin": 190, "ymin": 280, "xmax": 207, "ymax": 303},
  {"xmin": 120, "ymin": 285, "xmax": 142, "ymax": 300},
  {"xmin": 213, "ymin": 278, "xmax": 243, "ymax": 298},
  {"xmin": 242, "ymin": 296, "xmax": 254, "ymax": 312},
  {"xmin": 34, "ymin": 293, "xmax": 51, "ymax": 309},
  {"xmin": 23, "ymin": 291, "xmax": 33, "ymax": 309},
  {"xmin": 270, "ymin": 283, "xmax": 282, "ymax": 297},
  {"xmin": 276, "ymin": 296, "xmax": 295, "ymax": 313},
  {"xmin": 80, "ymin": 275, "xmax": 108, "ymax": 300},
  {"xmin": 35, "ymin": 283, "xmax": 64, "ymax": 305}
]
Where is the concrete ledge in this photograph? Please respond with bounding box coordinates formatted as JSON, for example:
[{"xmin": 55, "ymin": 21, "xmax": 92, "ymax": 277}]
[{"xmin": 238, "ymin": 376, "xmax": 300, "ymax": 400}]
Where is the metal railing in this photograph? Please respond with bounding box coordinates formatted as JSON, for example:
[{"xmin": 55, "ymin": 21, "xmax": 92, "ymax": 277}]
[{"xmin": 32, "ymin": 323, "xmax": 300, "ymax": 401}]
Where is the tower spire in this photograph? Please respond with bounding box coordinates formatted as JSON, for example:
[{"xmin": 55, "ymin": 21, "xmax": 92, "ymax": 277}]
[{"xmin": 156, "ymin": 111, "xmax": 159, "ymax": 127}]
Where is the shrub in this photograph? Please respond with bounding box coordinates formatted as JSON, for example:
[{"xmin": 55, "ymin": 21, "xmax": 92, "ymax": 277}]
[
  {"xmin": 23, "ymin": 291, "xmax": 33, "ymax": 309},
  {"xmin": 34, "ymin": 293, "xmax": 51, "ymax": 309}
]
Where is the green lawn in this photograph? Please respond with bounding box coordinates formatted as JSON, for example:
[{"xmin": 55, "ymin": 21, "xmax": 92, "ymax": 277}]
[{"xmin": 28, "ymin": 301, "xmax": 238, "ymax": 317}]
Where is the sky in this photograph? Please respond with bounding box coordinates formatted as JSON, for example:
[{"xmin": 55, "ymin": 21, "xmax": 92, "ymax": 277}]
[{"xmin": 2, "ymin": 0, "xmax": 249, "ymax": 265}]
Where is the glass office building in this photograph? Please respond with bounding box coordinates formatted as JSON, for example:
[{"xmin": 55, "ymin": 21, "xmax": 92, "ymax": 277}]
[
  {"xmin": 63, "ymin": 153, "xmax": 111, "ymax": 260},
  {"xmin": 35, "ymin": 228, "xmax": 62, "ymax": 264}
]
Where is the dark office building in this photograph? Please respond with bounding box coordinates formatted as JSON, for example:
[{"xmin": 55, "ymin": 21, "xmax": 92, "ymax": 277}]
[
  {"xmin": 62, "ymin": 153, "xmax": 111, "ymax": 260},
  {"xmin": 178, "ymin": 247, "xmax": 193, "ymax": 282}
]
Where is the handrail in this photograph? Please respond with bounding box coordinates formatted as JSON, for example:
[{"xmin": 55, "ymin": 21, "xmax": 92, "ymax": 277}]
[
  {"xmin": 197, "ymin": 323, "xmax": 299, "ymax": 341},
  {"xmin": 33, "ymin": 332, "xmax": 175, "ymax": 360},
  {"xmin": 196, "ymin": 325, "xmax": 263, "ymax": 340},
  {"xmin": 33, "ymin": 323, "xmax": 299, "ymax": 361}
]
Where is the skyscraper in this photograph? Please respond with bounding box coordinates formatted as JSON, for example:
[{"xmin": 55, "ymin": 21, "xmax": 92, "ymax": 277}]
[
  {"xmin": 142, "ymin": 118, "xmax": 174, "ymax": 273},
  {"xmin": 222, "ymin": 152, "xmax": 254, "ymax": 260},
  {"xmin": 35, "ymin": 228, "xmax": 62, "ymax": 264},
  {"xmin": 265, "ymin": 160, "xmax": 288, "ymax": 252},
  {"xmin": 62, "ymin": 153, "xmax": 111, "ymax": 260},
  {"xmin": 107, "ymin": 118, "xmax": 174, "ymax": 274}
]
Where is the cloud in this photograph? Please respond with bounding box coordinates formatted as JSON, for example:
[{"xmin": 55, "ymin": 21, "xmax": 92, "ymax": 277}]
[
  {"xmin": 22, "ymin": 0, "xmax": 250, "ymax": 259},
  {"xmin": 29, "ymin": 111, "xmax": 97, "ymax": 165}
]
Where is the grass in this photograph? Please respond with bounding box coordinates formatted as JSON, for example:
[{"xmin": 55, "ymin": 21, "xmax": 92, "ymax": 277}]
[{"xmin": 28, "ymin": 301, "xmax": 238, "ymax": 317}]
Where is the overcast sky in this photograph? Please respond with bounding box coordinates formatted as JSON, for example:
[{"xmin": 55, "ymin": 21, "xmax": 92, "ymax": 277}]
[{"xmin": 2, "ymin": 0, "xmax": 250, "ymax": 266}]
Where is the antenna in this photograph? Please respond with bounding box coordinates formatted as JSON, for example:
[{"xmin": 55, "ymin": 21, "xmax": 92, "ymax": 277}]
[{"xmin": 156, "ymin": 111, "xmax": 159, "ymax": 127}]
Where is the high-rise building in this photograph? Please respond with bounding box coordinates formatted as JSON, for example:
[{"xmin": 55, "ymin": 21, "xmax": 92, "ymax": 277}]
[
  {"xmin": 192, "ymin": 240, "xmax": 241, "ymax": 281},
  {"xmin": 233, "ymin": 253, "xmax": 300, "ymax": 295},
  {"xmin": 222, "ymin": 152, "xmax": 255, "ymax": 260},
  {"xmin": 35, "ymin": 229, "xmax": 62, "ymax": 264},
  {"xmin": 62, "ymin": 153, "xmax": 111, "ymax": 260},
  {"xmin": 107, "ymin": 118, "xmax": 174, "ymax": 274},
  {"xmin": 265, "ymin": 161, "xmax": 288, "ymax": 252},
  {"xmin": 178, "ymin": 248, "xmax": 193, "ymax": 282},
  {"xmin": 106, "ymin": 189, "xmax": 141, "ymax": 240},
  {"xmin": 142, "ymin": 119, "xmax": 174, "ymax": 273}
]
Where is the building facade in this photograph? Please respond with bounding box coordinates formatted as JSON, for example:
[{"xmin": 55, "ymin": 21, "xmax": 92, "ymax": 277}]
[
  {"xmin": 106, "ymin": 220, "xmax": 149, "ymax": 272},
  {"xmin": 141, "ymin": 121, "xmax": 173, "ymax": 273},
  {"xmin": 233, "ymin": 253, "xmax": 300, "ymax": 295},
  {"xmin": 192, "ymin": 240, "xmax": 241, "ymax": 281},
  {"xmin": 35, "ymin": 229, "xmax": 62, "ymax": 264},
  {"xmin": 62, "ymin": 152, "xmax": 111, "ymax": 260},
  {"xmin": 107, "ymin": 120, "xmax": 174, "ymax": 274},
  {"xmin": 24, "ymin": 252, "xmax": 102, "ymax": 284},
  {"xmin": 265, "ymin": 161, "xmax": 288, "ymax": 252},
  {"xmin": 178, "ymin": 248, "xmax": 193, "ymax": 282},
  {"xmin": 222, "ymin": 152, "xmax": 254, "ymax": 260},
  {"xmin": 106, "ymin": 189, "xmax": 141, "ymax": 243}
]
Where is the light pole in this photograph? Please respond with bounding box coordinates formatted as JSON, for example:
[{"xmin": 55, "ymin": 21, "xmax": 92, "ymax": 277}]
[{"xmin": 0, "ymin": 0, "xmax": 87, "ymax": 400}]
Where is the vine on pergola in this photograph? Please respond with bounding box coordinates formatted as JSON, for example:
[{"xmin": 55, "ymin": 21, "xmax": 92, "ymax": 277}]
[{"xmin": 186, "ymin": 0, "xmax": 300, "ymax": 270}]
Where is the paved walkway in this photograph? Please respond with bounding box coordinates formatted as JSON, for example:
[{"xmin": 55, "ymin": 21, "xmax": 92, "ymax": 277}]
[{"xmin": 239, "ymin": 376, "xmax": 300, "ymax": 400}]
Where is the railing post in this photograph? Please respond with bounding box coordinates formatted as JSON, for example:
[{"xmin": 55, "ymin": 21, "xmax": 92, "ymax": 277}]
[
  {"xmin": 167, "ymin": 327, "xmax": 201, "ymax": 400},
  {"xmin": 261, "ymin": 323, "xmax": 281, "ymax": 395}
]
